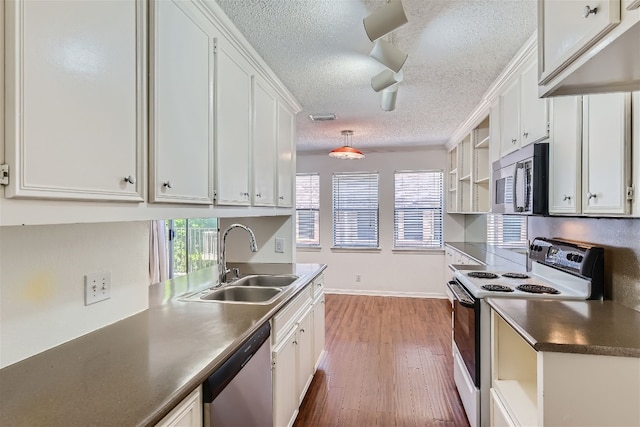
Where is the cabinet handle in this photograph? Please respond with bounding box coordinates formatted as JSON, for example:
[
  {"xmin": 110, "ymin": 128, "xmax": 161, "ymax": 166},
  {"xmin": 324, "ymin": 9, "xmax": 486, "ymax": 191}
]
[
  {"xmin": 587, "ymin": 192, "xmax": 597, "ymax": 200},
  {"xmin": 124, "ymin": 175, "xmax": 136, "ymax": 184},
  {"xmin": 584, "ymin": 5, "xmax": 598, "ymax": 18},
  {"xmin": 511, "ymin": 138, "xmax": 517, "ymax": 144},
  {"xmin": 563, "ymin": 195, "xmax": 571, "ymax": 201},
  {"xmin": 163, "ymin": 181, "xmax": 173, "ymax": 189}
]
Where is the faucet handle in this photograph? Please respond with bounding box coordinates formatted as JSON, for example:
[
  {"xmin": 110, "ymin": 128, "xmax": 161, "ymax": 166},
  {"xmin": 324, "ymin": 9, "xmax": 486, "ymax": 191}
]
[{"xmin": 232, "ymin": 268, "xmax": 240, "ymax": 279}]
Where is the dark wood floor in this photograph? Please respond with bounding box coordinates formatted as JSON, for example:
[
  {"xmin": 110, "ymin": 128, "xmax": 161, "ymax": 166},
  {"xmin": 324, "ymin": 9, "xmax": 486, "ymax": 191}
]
[{"xmin": 294, "ymin": 294, "xmax": 469, "ymax": 427}]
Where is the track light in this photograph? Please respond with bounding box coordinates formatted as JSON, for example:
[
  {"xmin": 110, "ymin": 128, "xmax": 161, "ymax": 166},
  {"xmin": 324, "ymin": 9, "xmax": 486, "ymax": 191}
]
[
  {"xmin": 371, "ymin": 69, "xmax": 404, "ymax": 92},
  {"xmin": 369, "ymin": 39, "xmax": 408, "ymax": 73},
  {"xmin": 363, "ymin": 0, "xmax": 408, "ymax": 42},
  {"xmin": 381, "ymin": 85, "xmax": 398, "ymax": 112}
]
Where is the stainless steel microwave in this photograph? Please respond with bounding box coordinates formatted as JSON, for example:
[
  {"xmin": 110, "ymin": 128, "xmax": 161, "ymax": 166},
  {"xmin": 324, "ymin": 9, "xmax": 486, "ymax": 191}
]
[{"xmin": 492, "ymin": 143, "xmax": 549, "ymax": 215}]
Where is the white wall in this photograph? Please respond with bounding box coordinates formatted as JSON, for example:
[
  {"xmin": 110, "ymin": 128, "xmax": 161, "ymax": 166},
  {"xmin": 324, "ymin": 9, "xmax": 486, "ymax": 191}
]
[
  {"xmin": 0, "ymin": 222, "xmax": 149, "ymax": 368},
  {"xmin": 296, "ymin": 147, "xmax": 458, "ymax": 297}
]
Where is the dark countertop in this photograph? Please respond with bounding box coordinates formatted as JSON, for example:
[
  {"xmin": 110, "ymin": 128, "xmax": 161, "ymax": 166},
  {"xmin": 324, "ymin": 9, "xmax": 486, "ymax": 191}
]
[
  {"xmin": 0, "ymin": 263, "xmax": 326, "ymax": 426},
  {"xmin": 445, "ymin": 241, "xmax": 528, "ymax": 270},
  {"xmin": 487, "ymin": 298, "xmax": 640, "ymax": 358}
]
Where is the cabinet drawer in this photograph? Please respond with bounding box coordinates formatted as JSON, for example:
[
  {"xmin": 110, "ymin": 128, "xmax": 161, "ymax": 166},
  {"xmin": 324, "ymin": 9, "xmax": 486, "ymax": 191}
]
[
  {"xmin": 311, "ymin": 274, "xmax": 324, "ymax": 299},
  {"xmin": 272, "ymin": 284, "xmax": 312, "ymax": 344}
]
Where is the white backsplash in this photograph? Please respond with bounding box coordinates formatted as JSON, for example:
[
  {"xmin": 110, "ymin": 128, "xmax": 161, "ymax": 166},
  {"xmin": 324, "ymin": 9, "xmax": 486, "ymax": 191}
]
[{"xmin": 0, "ymin": 222, "xmax": 149, "ymax": 368}]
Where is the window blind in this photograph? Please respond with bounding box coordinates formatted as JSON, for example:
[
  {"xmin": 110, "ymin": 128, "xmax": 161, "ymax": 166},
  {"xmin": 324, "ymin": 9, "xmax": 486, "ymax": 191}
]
[
  {"xmin": 295, "ymin": 173, "xmax": 320, "ymax": 246},
  {"xmin": 332, "ymin": 172, "xmax": 379, "ymax": 248},
  {"xmin": 394, "ymin": 170, "xmax": 444, "ymax": 248},
  {"xmin": 486, "ymin": 214, "xmax": 527, "ymax": 246}
]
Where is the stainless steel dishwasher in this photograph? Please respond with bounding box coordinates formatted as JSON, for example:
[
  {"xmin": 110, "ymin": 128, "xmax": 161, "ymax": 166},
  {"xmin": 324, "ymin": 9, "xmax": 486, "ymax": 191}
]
[{"xmin": 203, "ymin": 322, "xmax": 273, "ymax": 427}]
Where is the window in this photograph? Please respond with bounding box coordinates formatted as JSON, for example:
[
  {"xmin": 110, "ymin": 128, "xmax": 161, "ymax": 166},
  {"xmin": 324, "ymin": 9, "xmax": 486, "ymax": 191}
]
[
  {"xmin": 167, "ymin": 218, "xmax": 218, "ymax": 277},
  {"xmin": 394, "ymin": 170, "xmax": 444, "ymax": 248},
  {"xmin": 332, "ymin": 172, "xmax": 379, "ymax": 248},
  {"xmin": 296, "ymin": 173, "xmax": 320, "ymax": 246},
  {"xmin": 486, "ymin": 214, "xmax": 527, "ymax": 247}
]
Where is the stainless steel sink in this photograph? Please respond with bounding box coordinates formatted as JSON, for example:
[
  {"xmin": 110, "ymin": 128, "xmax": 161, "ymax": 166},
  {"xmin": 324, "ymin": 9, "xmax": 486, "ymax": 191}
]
[
  {"xmin": 201, "ymin": 286, "xmax": 282, "ymax": 303},
  {"xmin": 231, "ymin": 274, "xmax": 298, "ymax": 288}
]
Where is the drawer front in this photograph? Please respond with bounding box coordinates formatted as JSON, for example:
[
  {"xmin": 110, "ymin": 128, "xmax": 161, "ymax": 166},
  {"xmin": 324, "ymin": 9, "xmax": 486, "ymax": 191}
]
[
  {"xmin": 272, "ymin": 284, "xmax": 312, "ymax": 344},
  {"xmin": 311, "ymin": 274, "xmax": 324, "ymax": 299}
]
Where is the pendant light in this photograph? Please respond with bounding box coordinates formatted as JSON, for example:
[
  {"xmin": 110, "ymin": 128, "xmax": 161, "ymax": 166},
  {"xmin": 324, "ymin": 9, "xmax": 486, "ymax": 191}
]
[{"xmin": 329, "ymin": 130, "xmax": 364, "ymax": 160}]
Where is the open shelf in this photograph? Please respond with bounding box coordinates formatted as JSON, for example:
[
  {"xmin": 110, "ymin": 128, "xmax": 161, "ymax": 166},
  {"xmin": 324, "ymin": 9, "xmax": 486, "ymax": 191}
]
[
  {"xmin": 474, "ymin": 177, "xmax": 490, "ymax": 184},
  {"xmin": 475, "ymin": 134, "xmax": 490, "ymax": 149}
]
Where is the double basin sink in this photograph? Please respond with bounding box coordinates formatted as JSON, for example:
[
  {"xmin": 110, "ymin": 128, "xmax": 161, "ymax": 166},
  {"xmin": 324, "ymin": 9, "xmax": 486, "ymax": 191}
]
[{"xmin": 179, "ymin": 274, "xmax": 299, "ymax": 305}]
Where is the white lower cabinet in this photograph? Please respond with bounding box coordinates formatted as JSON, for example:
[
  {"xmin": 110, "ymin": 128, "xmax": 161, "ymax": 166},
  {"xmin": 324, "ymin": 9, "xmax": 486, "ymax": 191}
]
[
  {"xmin": 491, "ymin": 310, "xmax": 640, "ymax": 426},
  {"xmin": 155, "ymin": 386, "xmax": 202, "ymax": 427},
  {"xmin": 271, "ymin": 276, "xmax": 325, "ymax": 427}
]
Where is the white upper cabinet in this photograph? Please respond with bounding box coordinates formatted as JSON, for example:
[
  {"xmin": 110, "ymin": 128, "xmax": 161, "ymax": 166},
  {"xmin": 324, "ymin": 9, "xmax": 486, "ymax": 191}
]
[
  {"xmin": 520, "ymin": 60, "xmax": 549, "ymax": 146},
  {"xmin": 539, "ymin": 0, "xmax": 621, "ymax": 85},
  {"xmin": 277, "ymin": 103, "xmax": 295, "ymax": 207},
  {"xmin": 549, "ymin": 96, "xmax": 583, "ymax": 215},
  {"xmin": 500, "ymin": 57, "xmax": 549, "ymax": 158},
  {"xmin": 252, "ymin": 77, "xmax": 277, "ymax": 206},
  {"xmin": 3, "ymin": 0, "xmax": 146, "ymax": 201},
  {"xmin": 215, "ymin": 38, "xmax": 252, "ymax": 206},
  {"xmin": 582, "ymin": 92, "xmax": 632, "ymax": 215},
  {"xmin": 149, "ymin": 0, "xmax": 214, "ymax": 204},
  {"xmin": 538, "ymin": 0, "xmax": 640, "ymax": 97},
  {"xmin": 500, "ymin": 79, "xmax": 521, "ymax": 157}
]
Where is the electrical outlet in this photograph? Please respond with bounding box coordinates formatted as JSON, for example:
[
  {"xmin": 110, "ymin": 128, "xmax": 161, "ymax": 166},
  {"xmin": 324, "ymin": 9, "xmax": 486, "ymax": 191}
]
[
  {"xmin": 275, "ymin": 238, "xmax": 285, "ymax": 253},
  {"xmin": 85, "ymin": 272, "xmax": 111, "ymax": 305},
  {"xmin": 355, "ymin": 275, "xmax": 361, "ymax": 282}
]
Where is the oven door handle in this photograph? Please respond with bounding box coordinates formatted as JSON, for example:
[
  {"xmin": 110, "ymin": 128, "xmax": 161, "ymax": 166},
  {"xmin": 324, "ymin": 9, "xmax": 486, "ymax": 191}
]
[{"xmin": 447, "ymin": 280, "xmax": 476, "ymax": 308}]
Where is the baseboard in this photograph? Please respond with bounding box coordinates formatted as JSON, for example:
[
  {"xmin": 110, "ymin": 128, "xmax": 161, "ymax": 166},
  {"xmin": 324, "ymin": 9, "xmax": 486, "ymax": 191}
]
[{"xmin": 324, "ymin": 289, "xmax": 448, "ymax": 299}]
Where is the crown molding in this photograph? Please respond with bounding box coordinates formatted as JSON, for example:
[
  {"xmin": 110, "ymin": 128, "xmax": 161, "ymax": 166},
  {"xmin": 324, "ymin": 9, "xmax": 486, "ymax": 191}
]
[{"xmin": 445, "ymin": 32, "xmax": 538, "ymax": 151}]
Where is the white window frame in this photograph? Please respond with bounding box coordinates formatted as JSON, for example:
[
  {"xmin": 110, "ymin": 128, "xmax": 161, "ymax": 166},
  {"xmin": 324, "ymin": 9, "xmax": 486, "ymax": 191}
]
[
  {"xmin": 295, "ymin": 173, "xmax": 320, "ymax": 247},
  {"xmin": 393, "ymin": 170, "xmax": 444, "ymax": 249},
  {"xmin": 332, "ymin": 172, "xmax": 379, "ymax": 249}
]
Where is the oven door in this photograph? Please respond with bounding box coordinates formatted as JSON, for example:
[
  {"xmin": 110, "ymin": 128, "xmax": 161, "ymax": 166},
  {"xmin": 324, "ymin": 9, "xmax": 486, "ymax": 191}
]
[{"xmin": 447, "ymin": 280, "xmax": 480, "ymax": 387}]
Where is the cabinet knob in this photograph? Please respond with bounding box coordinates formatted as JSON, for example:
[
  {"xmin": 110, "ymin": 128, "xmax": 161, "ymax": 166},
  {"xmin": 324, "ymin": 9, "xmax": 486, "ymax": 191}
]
[
  {"xmin": 300, "ymin": 328, "xmax": 305, "ymax": 334},
  {"xmin": 587, "ymin": 192, "xmax": 597, "ymax": 200},
  {"xmin": 511, "ymin": 138, "xmax": 517, "ymax": 144},
  {"xmin": 293, "ymin": 340, "xmax": 298, "ymax": 345},
  {"xmin": 163, "ymin": 181, "xmax": 173, "ymax": 189},
  {"xmin": 124, "ymin": 175, "xmax": 136, "ymax": 184},
  {"xmin": 584, "ymin": 5, "xmax": 598, "ymax": 18},
  {"xmin": 279, "ymin": 196, "xmax": 284, "ymax": 200},
  {"xmin": 563, "ymin": 195, "xmax": 571, "ymax": 201},
  {"xmin": 523, "ymin": 132, "xmax": 529, "ymax": 138},
  {"xmin": 256, "ymin": 193, "xmax": 262, "ymax": 198}
]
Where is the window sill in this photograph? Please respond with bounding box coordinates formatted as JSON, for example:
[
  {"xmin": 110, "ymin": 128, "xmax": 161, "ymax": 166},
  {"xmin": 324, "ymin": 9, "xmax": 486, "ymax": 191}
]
[
  {"xmin": 392, "ymin": 247, "xmax": 445, "ymax": 254},
  {"xmin": 330, "ymin": 247, "xmax": 382, "ymax": 253},
  {"xmin": 297, "ymin": 246, "xmax": 322, "ymax": 252}
]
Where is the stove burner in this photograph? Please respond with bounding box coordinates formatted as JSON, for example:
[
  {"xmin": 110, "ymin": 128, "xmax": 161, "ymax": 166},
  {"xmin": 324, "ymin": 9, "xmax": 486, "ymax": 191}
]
[
  {"xmin": 516, "ymin": 284, "xmax": 560, "ymax": 294},
  {"xmin": 467, "ymin": 272, "xmax": 498, "ymax": 279},
  {"xmin": 501, "ymin": 272, "xmax": 530, "ymax": 279},
  {"xmin": 481, "ymin": 284, "xmax": 514, "ymax": 292}
]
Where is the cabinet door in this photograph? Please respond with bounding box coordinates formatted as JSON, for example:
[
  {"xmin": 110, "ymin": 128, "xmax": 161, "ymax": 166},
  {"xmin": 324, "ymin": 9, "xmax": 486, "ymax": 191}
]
[
  {"xmin": 272, "ymin": 327, "xmax": 298, "ymax": 427},
  {"xmin": 149, "ymin": 0, "xmax": 214, "ymax": 204},
  {"xmin": 500, "ymin": 79, "xmax": 521, "ymax": 157},
  {"xmin": 155, "ymin": 387, "xmax": 202, "ymax": 427},
  {"xmin": 277, "ymin": 103, "xmax": 295, "ymax": 207},
  {"xmin": 539, "ymin": 0, "xmax": 621, "ymax": 84},
  {"xmin": 4, "ymin": 0, "xmax": 145, "ymax": 201},
  {"xmin": 582, "ymin": 92, "xmax": 631, "ymax": 215},
  {"xmin": 252, "ymin": 78, "xmax": 277, "ymax": 206},
  {"xmin": 215, "ymin": 41, "xmax": 252, "ymax": 206},
  {"xmin": 296, "ymin": 308, "xmax": 314, "ymax": 405},
  {"xmin": 549, "ymin": 96, "xmax": 582, "ymax": 214},
  {"xmin": 490, "ymin": 389, "xmax": 516, "ymax": 427},
  {"xmin": 520, "ymin": 60, "xmax": 549, "ymax": 146},
  {"xmin": 312, "ymin": 294, "xmax": 325, "ymax": 370}
]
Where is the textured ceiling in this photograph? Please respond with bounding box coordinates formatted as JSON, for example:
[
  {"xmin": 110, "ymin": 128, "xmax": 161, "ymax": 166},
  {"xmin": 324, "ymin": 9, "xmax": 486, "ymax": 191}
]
[{"xmin": 215, "ymin": 0, "xmax": 537, "ymax": 152}]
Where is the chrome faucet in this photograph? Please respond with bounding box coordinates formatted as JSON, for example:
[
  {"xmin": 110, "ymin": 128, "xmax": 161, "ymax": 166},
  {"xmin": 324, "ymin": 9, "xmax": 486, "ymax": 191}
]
[{"xmin": 219, "ymin": 223, "xmax": 258, "ymax": 284}]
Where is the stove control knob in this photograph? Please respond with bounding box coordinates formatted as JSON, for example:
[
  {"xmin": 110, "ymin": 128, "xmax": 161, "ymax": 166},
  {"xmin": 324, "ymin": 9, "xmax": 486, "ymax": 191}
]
[
  {"xmin": 566, "ymin": 253, "xmax": 572, "ymax": 260},
  {"xmin": 577, "ymin": 255, "xmax": 584, "ymax": 262}
]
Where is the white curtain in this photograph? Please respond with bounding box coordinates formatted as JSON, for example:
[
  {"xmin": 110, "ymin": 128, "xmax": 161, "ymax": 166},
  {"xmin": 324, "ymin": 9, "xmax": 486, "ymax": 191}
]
[{"xmin": 149, "ymin": 220, "xmax": 169, "ymax": 285}]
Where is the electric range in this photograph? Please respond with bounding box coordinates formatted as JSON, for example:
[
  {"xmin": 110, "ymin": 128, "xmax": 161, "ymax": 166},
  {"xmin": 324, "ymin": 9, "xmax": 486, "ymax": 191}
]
[{"xmin": 446, "ymin": 237, "xmax": 604, "ymax": 426}]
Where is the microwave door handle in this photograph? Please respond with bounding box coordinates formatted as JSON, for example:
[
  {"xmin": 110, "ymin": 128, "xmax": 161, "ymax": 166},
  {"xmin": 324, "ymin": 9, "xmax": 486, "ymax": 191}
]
[
  {"xmin": 514, "ymin": 163, "xmax": 526, "ymax": 212},
  {"xmin": 447, "ymin": 281, "xmax": 475, "ymax": 308}
]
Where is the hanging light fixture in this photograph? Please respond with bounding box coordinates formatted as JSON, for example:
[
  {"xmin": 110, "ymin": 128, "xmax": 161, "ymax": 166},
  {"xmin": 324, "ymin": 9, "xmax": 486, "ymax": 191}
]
[
  {"xmin": 363, "ymin": 0, "xmax": 408, "ymax": 42},
  {"xmin": 371, "ymin": 68, "xmax": 404, "ymax": 92},
  {"xmin": 369, "ymin": 39, "xmax": 408, "ymax": 73},
  {"xmin": 381, "ymin": 85, "xmax": 399, "ymax": 112},
  {"xmin": 329, "ymin": 130, "xmax": 364, "ymax": 160}
]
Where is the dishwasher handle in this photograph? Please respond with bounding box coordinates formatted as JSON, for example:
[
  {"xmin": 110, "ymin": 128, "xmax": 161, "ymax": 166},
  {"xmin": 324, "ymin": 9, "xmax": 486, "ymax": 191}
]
[{"xmin": 202, "ymin": 321, "xmax": 271, "ymax": 403}]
